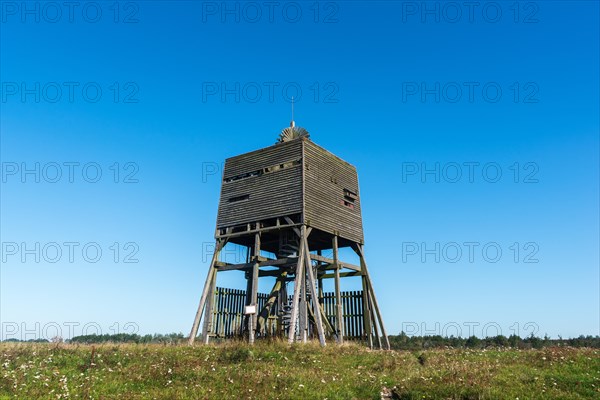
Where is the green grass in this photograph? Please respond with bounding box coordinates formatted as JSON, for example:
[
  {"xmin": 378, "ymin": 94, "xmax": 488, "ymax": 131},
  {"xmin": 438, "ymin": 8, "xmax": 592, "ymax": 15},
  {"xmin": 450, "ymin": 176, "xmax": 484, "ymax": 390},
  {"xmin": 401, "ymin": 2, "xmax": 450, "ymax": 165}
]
[{"xmin": 0, "ymin": 341, "xmax": 598, "ymax": 399}]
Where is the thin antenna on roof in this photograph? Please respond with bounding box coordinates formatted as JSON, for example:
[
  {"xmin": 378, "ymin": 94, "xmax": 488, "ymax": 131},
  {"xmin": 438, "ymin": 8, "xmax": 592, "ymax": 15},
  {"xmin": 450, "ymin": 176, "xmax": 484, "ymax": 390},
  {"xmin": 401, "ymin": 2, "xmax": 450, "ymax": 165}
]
[
  {"xmin": 277, "ymin": 97, "xmax": 309, "ymax": 143},
  {"xmin": 290, "ymin": 96, "xmax": 295, "ymax": 128}
]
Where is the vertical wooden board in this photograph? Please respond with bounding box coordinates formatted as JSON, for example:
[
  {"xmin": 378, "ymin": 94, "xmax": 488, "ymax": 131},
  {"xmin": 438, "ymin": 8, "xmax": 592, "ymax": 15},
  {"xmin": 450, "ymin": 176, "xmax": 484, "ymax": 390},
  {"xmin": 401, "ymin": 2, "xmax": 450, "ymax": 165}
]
[
  {"xmin": 210, "ymin": 288, "xmax": 217, "ymax": 337},
  {"xmin": 235, "ymin": 289, "xmax": 243, "ymax": 336},
  {"xmin": 343, "ymin": 293, "xmax": 349, "ymax": 338},
  {"xmin": 348, "ymin": 292, "xmax": 353, "ymax": 338},
  {"xmin": 238, "ymin": 289, "xmax": 245, "ymax": 335},
  {"xmin": 228, "ymin": 290, "xmax": 234, "ymax": 337},
  {"xmin": 359, "ymin": 292, "xmax": 364, "ymax": 337},
  {"xmin": 330, "ymin": 293, "xmax": 334, "ymax": 318},
  {"xmin": 218, "ymin": 288, "xmax": 225, "ymax": 337},
  {"xmin": 347, "ymin": 292, "xmax": 352, "ymax": 338},
  {"xmin": 352, "ymin": 294, "xmax": 356, "ymax": 338},
  {"xmin": 223, "ymin": 288, "xmax": 231, "ymax": 337},
  {"xmin": 220, "ymin": 289, "xmax": 226, "ymax": 336},
  {"xmin": 355, "ymin": 291, "xmax": 360, "ymax": 338},
  {"xmin": 348, "ymin": 291, "xmax": 353, "ymax": 338},
  {"xmin": 236, "ymin": 290, "xmax": 246, "ymax": 335},
  {"xmin": 213, "ymin": 288, "xmax": 220, "ymax": 337},
  {"xmin": 227, "ymin": 289, "xmax": 233, "ymax": 337},
  {"xmin": 358, "ymin": 292, "xmax": 365, "ymax": 338},
  {"xmin": 235, "ymin": 291, "xmax": 240, "ymax": 337}
]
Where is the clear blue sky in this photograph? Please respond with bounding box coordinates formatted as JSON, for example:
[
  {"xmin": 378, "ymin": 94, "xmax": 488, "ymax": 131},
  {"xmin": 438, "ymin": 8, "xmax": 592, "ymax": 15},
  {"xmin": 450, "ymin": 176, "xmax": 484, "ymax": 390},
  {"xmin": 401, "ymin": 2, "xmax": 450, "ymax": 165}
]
[{"xmin": 1, "ymin": 1, "xmax": 598, "ymax": 340}]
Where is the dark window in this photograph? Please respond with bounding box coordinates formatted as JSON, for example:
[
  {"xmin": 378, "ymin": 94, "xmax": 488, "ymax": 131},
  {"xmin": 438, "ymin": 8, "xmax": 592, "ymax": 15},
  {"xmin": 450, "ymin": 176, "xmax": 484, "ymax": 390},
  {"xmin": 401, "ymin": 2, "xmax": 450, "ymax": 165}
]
[
  {"xmin": 341, "ymin": 200, "xmax": 355, "ymax": 209},
  {"xmin": 342, "ymin": 188, "xmax": 357, "ymax": 209},
  {"xmin": 223, "ymin": 159, "xmax": 301, "ymax": 183},
  {"xmin": 229, "ymin": 194, "xmax": 250, "ymax": 203},
  {"xmin": 344, "ymin": 189, "xmax": 358, "ymax": 201}
]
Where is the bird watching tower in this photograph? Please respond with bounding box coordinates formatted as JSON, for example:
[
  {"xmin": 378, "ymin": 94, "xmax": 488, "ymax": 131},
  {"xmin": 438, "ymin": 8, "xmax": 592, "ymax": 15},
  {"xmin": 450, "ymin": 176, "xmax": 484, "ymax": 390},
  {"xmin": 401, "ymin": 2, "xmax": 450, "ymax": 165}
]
[{"xmin": 189, "ymin": 117, "xmax": 389, "ymax": 349}]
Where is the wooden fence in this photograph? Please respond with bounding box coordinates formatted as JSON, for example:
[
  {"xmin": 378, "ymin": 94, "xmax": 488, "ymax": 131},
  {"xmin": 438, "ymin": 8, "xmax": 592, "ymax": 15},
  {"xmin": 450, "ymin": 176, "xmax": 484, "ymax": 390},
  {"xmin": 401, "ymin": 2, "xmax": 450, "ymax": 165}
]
[
  {"xmin": 210, "ymin": 287, "xmax": 364, "ymax": 340},
  {"xmin": 320, "ymin": 290, "xmax": 365, "ymax": 340}
]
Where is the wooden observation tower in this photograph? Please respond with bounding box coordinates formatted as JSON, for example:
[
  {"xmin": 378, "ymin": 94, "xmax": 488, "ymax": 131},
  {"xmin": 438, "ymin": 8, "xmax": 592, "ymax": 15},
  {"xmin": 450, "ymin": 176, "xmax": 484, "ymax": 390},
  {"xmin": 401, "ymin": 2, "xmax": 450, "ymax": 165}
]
[{"xmin": 189, "ymin": 117, "xmax": 389, "ymax": 349}]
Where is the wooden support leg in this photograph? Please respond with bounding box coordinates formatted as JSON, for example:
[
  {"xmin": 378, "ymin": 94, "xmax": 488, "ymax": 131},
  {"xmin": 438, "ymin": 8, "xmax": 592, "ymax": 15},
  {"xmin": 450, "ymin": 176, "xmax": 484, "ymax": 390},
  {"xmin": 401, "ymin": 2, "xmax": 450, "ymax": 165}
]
[
  {"xmin": 317, "ymin": 250, "xmax": 324, "ymax": 301},
  {"xmin": 287, "ymin": 235, "xmax": 306, "ymax": 344},
  {"xmin": 257, "ymin": 272, "xmax": 286, "ymax": 333},
  {"xmin": 302, "ymin": 233, "xmax": 327, "ymax": 347},
  {"xmin": 316, "ymin": 299, "xmax": 336, "ymax": 335},
  {"xmin": 201, "ymin": 271, "xmax": 218, "ymax": 344},
  {"xmin": 356, "ymin": 244, "xmax": 391, "ymax": 350},
  {"xmin": 332, "ymin": 236, "xmax": 344, "ymax": 344},
  {"xmin": 241, "ymin": 246, "xmax": 253, "ymax": 337},
  {"xmin": 278, "ymin": 278, "xmax": 287, "ymax": 336},
  {"xmin": 368, "ymin": 288, "xmax": 382, "ymax": 349},
  {"xmin": 242, "ymin": 275, "xmax": 252, "ymax": 336},
  {"xmin": 249, "ymin": 233, "xmax": 261, "ymax": 345},
  {"xmin": 299, "ymin": 267, "xmax": 308, "ymax": 343},
  {"xmin": 188, "ymin": 239, "xmax": 225, "ymax": 345},
  {"xmin": 361, "ymin": 272, "xmax": 373, "ymax": 349}
]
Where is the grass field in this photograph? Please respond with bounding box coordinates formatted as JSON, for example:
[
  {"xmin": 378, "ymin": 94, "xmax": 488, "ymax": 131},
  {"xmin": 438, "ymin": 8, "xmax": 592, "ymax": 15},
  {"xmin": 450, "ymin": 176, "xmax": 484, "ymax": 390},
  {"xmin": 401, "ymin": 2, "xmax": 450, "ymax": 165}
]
[{"xmin": 0, "ymin": 341, "xmax": 598, "ymax": 399}]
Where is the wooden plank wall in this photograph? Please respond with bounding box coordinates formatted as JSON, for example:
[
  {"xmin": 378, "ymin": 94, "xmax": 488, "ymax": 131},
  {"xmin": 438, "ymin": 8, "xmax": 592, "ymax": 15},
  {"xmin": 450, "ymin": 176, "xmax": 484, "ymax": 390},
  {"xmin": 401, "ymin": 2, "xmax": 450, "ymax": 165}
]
[
  {"xmin": 210, "ymin": 287, "xmax": 364, "ymax": 339},
  {"xmin": 216, "ymin": 139, "xmax": 304, "ymax": 228},
  {"xmin": 303, "ymin": 140, "xmax": 364, "ymax": 244},
  {"xmin": 223, "ymin": 139, "xmax": 303, "ymax": 178},
  {"xmin": 217, "ymin": 166, "xmax": 303, "ymax": 228}
]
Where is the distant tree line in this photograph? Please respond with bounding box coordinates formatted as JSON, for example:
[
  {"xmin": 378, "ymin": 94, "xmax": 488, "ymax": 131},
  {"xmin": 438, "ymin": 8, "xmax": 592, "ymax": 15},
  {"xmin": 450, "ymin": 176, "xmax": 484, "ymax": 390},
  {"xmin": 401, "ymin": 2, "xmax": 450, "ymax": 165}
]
[
  {"xmin": 3, "ymin": 338, "xmax": 50, "ymax": 343},
  {"xmin": 1, "ymin": 333, "xmax": 186, "ymax": 344},
  {"xmin": 3, "ymin": 333, "xmax": 599, "ymax": 348},
  {"xmin": 68, "ymin": 333, "xmax": 186, "ymax": 344},
  {"xmin": 388, "ymin": 332, "xmax": 600, "ymax": 350}
]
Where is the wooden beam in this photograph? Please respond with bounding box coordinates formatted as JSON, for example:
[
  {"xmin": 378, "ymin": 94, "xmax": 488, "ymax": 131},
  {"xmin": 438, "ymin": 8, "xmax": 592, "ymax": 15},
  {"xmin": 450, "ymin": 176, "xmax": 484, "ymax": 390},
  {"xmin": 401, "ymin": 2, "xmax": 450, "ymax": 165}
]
[
  {"xmin": 257, "ymin": 272, "xmax": 286, "ymax": 334},
  {"xmin": 361, "ymin": 260, "xmax": 373, "ymax": 349},
  {"xmin": 201, "ymin": 267, "xmax": 218, "ymax": 344},
  {"xmin": 215, "ymin": 256, "xmax": 298, "ymax": 271},
  {"xmin": 333, "ymin": 236, "xmax": 344, "ymax": 345},
  {"xmin": 355, "ymin": 244, "xmax": 391, "ymax": 350},
  {"xmin": 287, "ymin": 234, "xmax": 306, "ymax": 344},
  {"xmin": 188, "ymin": 239, "xmax": 226, "ymax": 345},
  {"xmin": 317, "ymin": 250, "xmax": 324, "ymax": 302},
  {"xmin": 217, "ymin": 221, "xmax": 301, "ymax": 240},
  {"xmin": 249, "ymin": 233, "xmax": 260, "ymax": 345},
  {"xmin": 319, "ymin": 271, "xmax": 361, "ymax": 279},
  {"xmin": 299, "ymin": 264, "xmax": 307, "ymax": 343},
  {"xmin": 306, "ymin": 299, "xmax": 335, "ymax": 335},
  {"xmin": 302, "ymin": 233, "xmax": 326, "ymax": 347},
  {"xmin": 300, "ymin": 227, "xmax": 312, "ymax": 343},
  {"xmin": 259, "ymin": 269, "xmax": 290, "ymax": 278},
  {"xmin": 369, "ymin": 290, "xmax": 382, "ymax": 349},
  {"xmin": 277, "ymin": 275, "xmax": 287, "ymax": 336},
  {"xmin": 309, "ymin": 254, "xmax": 361, "ymax": 272}
]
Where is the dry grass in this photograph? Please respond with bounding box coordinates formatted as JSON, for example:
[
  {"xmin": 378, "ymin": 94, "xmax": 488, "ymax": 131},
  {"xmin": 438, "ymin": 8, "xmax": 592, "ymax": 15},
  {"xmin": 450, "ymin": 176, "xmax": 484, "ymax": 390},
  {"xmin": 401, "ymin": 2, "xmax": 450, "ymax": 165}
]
[{"xmin": 0, "ymin": 341, "xmax": 598, "ymax": 399}]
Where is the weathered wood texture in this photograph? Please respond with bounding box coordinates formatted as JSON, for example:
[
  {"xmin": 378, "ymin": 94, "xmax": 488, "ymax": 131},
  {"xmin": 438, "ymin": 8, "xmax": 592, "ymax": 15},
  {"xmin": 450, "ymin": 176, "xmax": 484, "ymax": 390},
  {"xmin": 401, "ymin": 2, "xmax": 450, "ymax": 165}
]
[
  {"xmin": 222, "ymin": 138, "xmax": 303, "ymax": 178},
  {"xmin": 303, "ymin": 140, "xmax": 364, "ymax": 244},
  {"xmin": 209, "ymin": 287, "xmax": 365, "ymax": 339},
  {"xmin": 215, "ymin": 138, "xmax": 364, "ymax": 244},
  {"xmin": 195, "ymin": 135, "xmax": 385, "ymax": 347},
  {"xmin": 210, "ymin": 288, "xmax": 278, "ymax": 338},
  {"xmin": 217, "ymin": 139, "xmax": 304, "ymax": 228}
]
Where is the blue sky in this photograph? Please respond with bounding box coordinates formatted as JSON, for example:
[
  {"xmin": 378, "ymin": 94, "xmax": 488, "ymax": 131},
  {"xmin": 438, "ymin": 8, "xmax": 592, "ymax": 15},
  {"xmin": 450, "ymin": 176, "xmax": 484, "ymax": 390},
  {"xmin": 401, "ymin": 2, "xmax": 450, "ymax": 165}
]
[{"xmin": 1, "ymin": 1, "xmax": 598, "ymax": 340}]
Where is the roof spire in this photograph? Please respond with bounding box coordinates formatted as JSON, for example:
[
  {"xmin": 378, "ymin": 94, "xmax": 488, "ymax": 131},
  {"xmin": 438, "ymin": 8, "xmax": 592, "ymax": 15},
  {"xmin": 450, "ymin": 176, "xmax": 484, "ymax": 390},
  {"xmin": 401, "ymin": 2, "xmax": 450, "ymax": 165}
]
[{"xmin": 277, "ymin": 97, "xmax": 309, "ymax": 143}]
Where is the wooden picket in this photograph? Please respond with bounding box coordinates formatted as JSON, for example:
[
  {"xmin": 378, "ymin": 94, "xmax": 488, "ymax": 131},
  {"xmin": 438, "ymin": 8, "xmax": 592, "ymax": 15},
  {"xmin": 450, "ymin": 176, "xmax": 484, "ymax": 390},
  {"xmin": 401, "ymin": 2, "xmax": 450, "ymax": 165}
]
[{"xmin": 210, "ymin": 287, "xmax": 364, "ymax": 339}]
